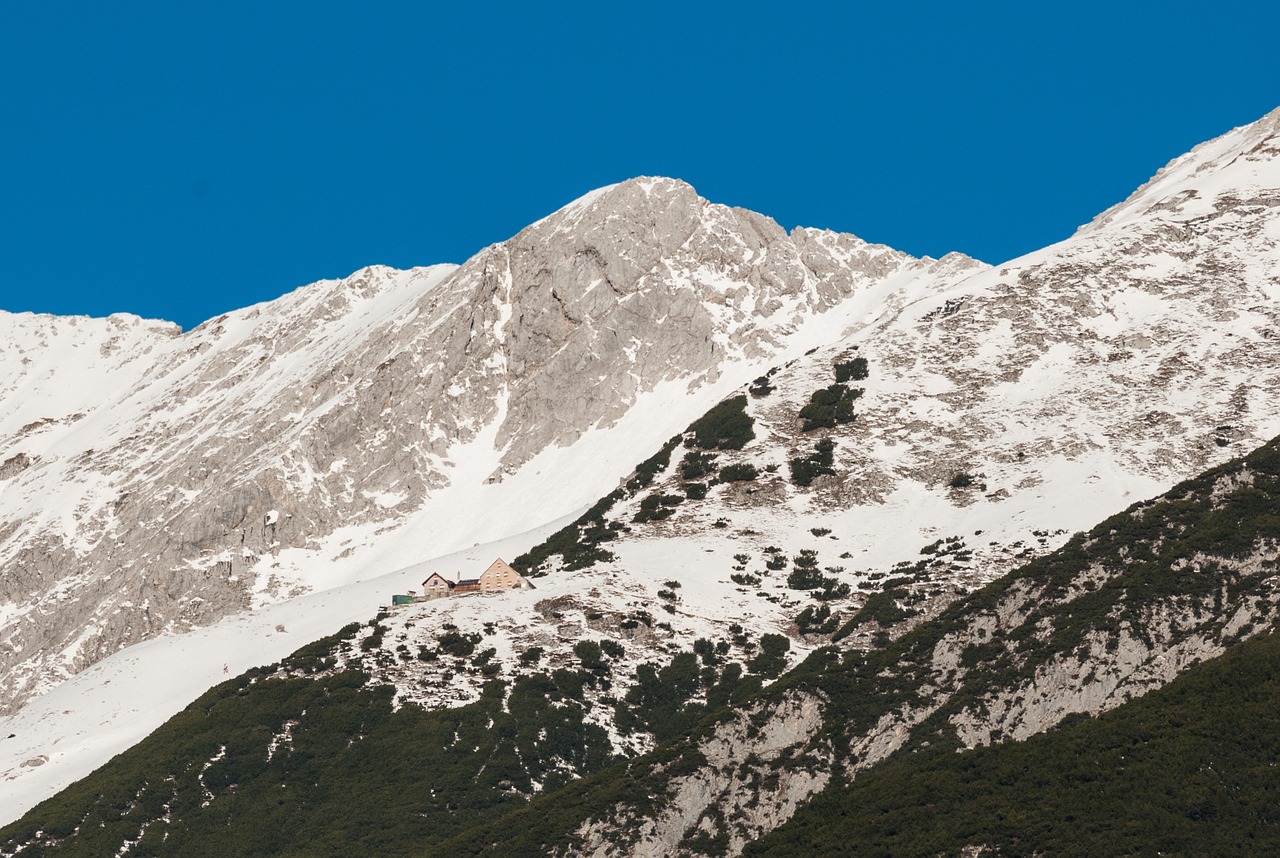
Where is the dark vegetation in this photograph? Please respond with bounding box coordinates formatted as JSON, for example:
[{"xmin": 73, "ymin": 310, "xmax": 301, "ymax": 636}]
[
  {"xmin": 717, "ymin": 462, "xmax": 759, "ymax": 482},
  {"xmin": 748, "ymin": 369, "xmax": 777, "ymax": 397},
  {"xmin": 615, "ymin": 647, "xmax": 770, "ymax": 742},
  {"xmin": 0, "ymin": 622, "xmax": 614, "ymax": 857},
  {"xmin": 752, "ymin": 435, "xmax": 1280, "ymax": 854},
  {"xmin": 784, "ymin": 551, "xmax": 852, "ymax": 602},
  {"xmin": 789, "ymin": 438, "xmax": 836, "ymax": 486},
  {"xmin": 796, "ymin": 604, "xmax": 839, "ymax": 635},
  {"xmin": 515, "ymin": 393, "xmax": 758, "ymax": 568},
  {"xmin": 679, "ymin": 450, "xmax": 718, "ymax": 480},
  {"xmin": 510, "ymin": 487, "xmax": 627, "ymax": 576},
  {"xmin": 834, "ymin": 356, "xmax": 869, "ymax": 383},
  {"xmin": 3, "ymin": 621, "xmax": 793, "ymax": 858},
  {"xmin": 456, "ymin": 434, "xmax": 1280, "ymax": 855},
  {"xmin": 686, "ymin": 394, "xmax": 754, "ymax": 451},
  {"xmin": 633, "ymin": 492, "xmax": 683, "ymax": 523},
  {"xmin": 512, "ymin": 435, "xmax": 685, "ymax": 574},
  {"xmin": 798, "ymin": 383, "xmax": 861, "ymax": 431},
  {"xmin": 683, "ymin": 481, "xmax": 709, "ymax": 500},
  {"xmin": 797, "ymin": 353, "xmax": 868, "ymax": 431},
  {"xmin": 22, "ymin": 427, "xmax": 1280, "ymax": 855}
]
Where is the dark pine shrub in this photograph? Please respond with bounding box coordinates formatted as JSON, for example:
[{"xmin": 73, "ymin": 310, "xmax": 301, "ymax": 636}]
[
  {"xmin": 718, "ymin": 462, "xmax": 759, "ymax": 482},
  {"xmin": 834, "ymin": 356, "xmax": 869, "ymax": 382},
  {"xmin": 790, "ymin": 439, "xmax": 837, "ymax": 487},
  {"xmin": 798, "ymin": 383, "xmax": 862, "ymax": 431},
  {"xmin": 687, "ymin": 395, "xmax": 754, "ymax": 450}
]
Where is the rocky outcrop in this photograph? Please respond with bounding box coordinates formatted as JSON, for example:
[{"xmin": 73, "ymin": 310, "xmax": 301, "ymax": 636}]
[{"xmin": 567, "ymin": 691, "xmax": 833, "ymax": 857}]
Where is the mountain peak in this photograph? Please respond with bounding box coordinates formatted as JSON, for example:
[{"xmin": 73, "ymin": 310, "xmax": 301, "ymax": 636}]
[{"xmin": 1078, "ymin": 104, "xmax": 1280, "ymax": 236}]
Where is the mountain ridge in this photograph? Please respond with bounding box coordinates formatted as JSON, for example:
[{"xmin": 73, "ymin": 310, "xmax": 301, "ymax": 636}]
[{"xmin": 2, "ymin": 105, "xmax": 1280, "ymax": 835}]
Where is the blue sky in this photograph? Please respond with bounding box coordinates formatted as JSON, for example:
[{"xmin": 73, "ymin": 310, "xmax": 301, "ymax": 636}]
[{"xmin": 2, "ymin": 2, "xmax": 1277, "ymax": 330}]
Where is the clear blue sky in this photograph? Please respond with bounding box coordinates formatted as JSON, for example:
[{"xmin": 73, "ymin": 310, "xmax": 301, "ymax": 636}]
[{"xmin": 3, "ymin": 2, "xmax": 1277, "ymax": 330}]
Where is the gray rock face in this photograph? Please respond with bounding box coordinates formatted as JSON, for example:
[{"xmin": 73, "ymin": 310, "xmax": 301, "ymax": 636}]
[
  {"xmin": 0, "ymin": 178, "xmax": 935, "ymax": 715},
  {"xmin": 567, "ymin": 691, "xmax": 833, "ymax": 857}
]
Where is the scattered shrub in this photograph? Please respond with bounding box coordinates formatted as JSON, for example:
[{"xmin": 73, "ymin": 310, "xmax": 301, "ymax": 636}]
[
  {"xmin": 796, "ymin": 604, "xmax": 839, "ymax": 635},
  {"xmin": 718, "ymin": 462, "xmax": 759, "ymax": 482},
  {"xmin": 692, "ymin": 638, "xmax": 716, "ymax": 664},
  {"xmin": 684, "ymin": 482, "xmax": 709, "ymax": 500},
  {"xmin": 787, "ymin": 566, "xmax": 826, "ymax": 590},
  {"xmin": 634, "ymin": 493, "xmax": 684, "ymax": 523},
  {"xmin": 748, "ymin": 633, "xmax": 790, "ymax": 677},
  {"xmin": 518, "ymin": 646, "xmax": 544, "ymax": 666},
  {"xmin": 949, "ymin": 472, "xmax": 975, "ymax": 489},
  {"xmin": 626, "ymin": 436, "xmax": 683, "ymax": 492},
  {"xmin": 511, "ymin": 487, "xmax": 624, "ymax": 575},
  {"xmin": 814, "ymin": 580, "xmax": 853, "ymax": 601},
  {"xmin": 791, "ymin": 439, "xmax": 837, "ymax": 487},
  {"xmin": 680, "ymin": 451, "xmax": 718, "ymax": 480},
  {"xmin": 835, "ymin": 356, "xmax": 869, "ymax": 382},
  {"xmin": 799, "ymin": 383, "xmax": 862, "ymax": 431},
  {"xmin": 573, "ymin": 640, "xmax": 606, "ymax": 672},
  {"xmin": 437, "ymin": 631, "xmax": 480, "ymax": 658},
  {"xmin": 749, "ymin": 374, "xmax": 775, "ymax": 397},
  {"xmin": 687, "ymin": 395, "xmax": 754, "ymax": 450}
]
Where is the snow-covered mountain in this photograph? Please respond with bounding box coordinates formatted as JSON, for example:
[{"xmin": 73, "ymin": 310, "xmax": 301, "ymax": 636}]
[
  {"xmin": 2, "ymin": 106, "xmax": 1279, "ymax": 829},
  {"xmin": 0, "ymin": 178, "xmax": 961, "ymax": 715}
]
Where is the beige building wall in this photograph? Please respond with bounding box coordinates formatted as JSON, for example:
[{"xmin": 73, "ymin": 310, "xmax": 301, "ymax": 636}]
[{"xmin": 478, "ymin": 558, "xmax": 523, "ymax": 590}]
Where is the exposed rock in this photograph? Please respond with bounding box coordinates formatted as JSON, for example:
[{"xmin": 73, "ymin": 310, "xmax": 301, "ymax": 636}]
[{"xmin": 567, "ymin": 690, "xmax": 832, "ymax": 857}]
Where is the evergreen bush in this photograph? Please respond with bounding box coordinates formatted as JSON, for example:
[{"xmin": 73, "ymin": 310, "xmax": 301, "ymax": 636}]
[
  {"xmin": 718, "ymin": 462, "xmax": 759, "ymax": 482},
  {"xmin": 790, "ymin": 439, "xmax": 837, "ymax": 486},
  {"xmin": 798, "ymin": 383, "xmax": 862, "ymax": 431},
  {"xmin": 834, "ymin": 356, "xmax": 869, "ymax": 383},
  {"xmin": 687, "ymin": 395, "xmax": 754, "ymax": 450}
]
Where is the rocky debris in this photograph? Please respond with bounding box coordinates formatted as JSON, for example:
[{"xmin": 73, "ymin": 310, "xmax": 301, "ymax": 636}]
[
  {"xmin": 567, "ymin": 691, "xmax": 832, "ymax": 857},
  {"xmin": 0, "ymin": 453, "xmax": 31, "ymax": 481}
]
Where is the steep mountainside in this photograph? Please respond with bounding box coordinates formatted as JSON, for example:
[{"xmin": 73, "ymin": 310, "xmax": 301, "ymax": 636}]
[
  {"xmin": 5, "ymin": 423, "xmax": 1278, "ymax": 856},
  {"xmin": 441, "ymin": 433, "xmax": 1280, "ymax": 856},
  {"xmin": 750, "ymin": 624, "xmax": 1280, "ymax": 856},
  {"xmin": 2, "ymin": 106, "xmax": 1279, "ymax": 831}
]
